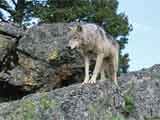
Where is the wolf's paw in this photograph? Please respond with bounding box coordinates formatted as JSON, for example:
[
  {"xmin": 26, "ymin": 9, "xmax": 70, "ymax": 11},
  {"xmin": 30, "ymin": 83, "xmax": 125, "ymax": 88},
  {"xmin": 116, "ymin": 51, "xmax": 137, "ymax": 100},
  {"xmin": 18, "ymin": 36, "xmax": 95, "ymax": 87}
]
[
  {"xmin": 88, "ymin": 79, "xmax": 96, "ymax": 84},
  {"xmin": 82, "ymin": 80, "xmax": 89, "ymax": 85},
  {"xmin": 82, "ymin": 78, "xmax": 90, "ymax": 84}
]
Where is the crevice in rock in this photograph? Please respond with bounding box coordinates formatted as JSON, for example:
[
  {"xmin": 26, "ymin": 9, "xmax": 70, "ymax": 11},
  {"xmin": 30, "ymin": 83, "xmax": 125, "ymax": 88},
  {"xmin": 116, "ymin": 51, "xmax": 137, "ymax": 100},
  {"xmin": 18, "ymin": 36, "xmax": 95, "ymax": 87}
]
[
  {"xmin": 16, "ymin": 48, "xmax": 50, "ymax": 64},
  {"xmin": 0, "ymin": 31, "xmax": 19, "ymax": 39},
  {"xmin": 0, "ymin": 81, "xmax": 31, "ymax": 102},
  {"xmin": 0, "ymin": 33, "xmax": 21, "ymax": 73},
  {"xmin": 0, "ymin": 49, "xmax": 19, "ymax": 72}
]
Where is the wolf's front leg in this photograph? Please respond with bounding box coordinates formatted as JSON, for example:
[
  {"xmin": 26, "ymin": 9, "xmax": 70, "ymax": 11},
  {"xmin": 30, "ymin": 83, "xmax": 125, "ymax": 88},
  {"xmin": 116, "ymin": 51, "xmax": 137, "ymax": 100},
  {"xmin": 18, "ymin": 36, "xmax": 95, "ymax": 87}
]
[
  {"xmin": 89, "ymin": 53, "xmax": 104, "ymax": 84},
  {"xmin": 112, "ymin": 72, "xmax": 118, "ymax": 86},
  {"xmin": 100, "ymin": 65, "xmax": 107, "ymax": 80},
  {"xmin": 82, "ymin": 56, "xmax": 90, "ymax": 84}
]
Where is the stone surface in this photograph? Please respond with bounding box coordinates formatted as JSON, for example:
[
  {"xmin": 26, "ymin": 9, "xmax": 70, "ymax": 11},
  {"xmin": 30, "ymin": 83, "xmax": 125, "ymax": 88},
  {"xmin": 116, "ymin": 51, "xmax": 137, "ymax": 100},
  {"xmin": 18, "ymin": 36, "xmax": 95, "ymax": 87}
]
[
  {"xmin": 18, "ymin": 23, "xmax": 75, "ymax": 62},
  {"xmin": 0, "ymin": 22, "xmax": 24, "ymax": 38},
  {"xmin": 0, "ymin": 73, "xmax": 159, "ymax": 120},
  {"xmin": 0, "ymin": 23, "xmax": 84, "ymax": 100}
]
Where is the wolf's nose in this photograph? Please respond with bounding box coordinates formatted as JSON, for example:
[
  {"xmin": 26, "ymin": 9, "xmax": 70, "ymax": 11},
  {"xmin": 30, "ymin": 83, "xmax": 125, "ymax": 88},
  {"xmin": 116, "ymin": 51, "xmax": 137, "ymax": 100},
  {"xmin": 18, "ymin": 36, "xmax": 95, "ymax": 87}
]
[{"xmin": 66, "ymin": 45, "xmax": 71, "ymax": 49}]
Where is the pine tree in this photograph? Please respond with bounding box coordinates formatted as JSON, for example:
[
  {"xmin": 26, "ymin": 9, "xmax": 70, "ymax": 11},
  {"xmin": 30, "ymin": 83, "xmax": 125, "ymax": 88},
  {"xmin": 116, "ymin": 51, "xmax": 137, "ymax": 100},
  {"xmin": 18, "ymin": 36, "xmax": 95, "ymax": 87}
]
[{"xmin": 0, "ymin": 0, "xmax": 33, "ymax": 25}]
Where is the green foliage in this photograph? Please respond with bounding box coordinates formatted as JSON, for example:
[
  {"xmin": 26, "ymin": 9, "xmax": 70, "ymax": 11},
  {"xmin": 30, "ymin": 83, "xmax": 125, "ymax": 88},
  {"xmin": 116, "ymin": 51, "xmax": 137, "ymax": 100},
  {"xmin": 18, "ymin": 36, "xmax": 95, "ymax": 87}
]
[
  {"xmin": 22, "ymin": 99, "xmax": 37, "ymax": 120},
  {"xmin": 111, "ymin": 115, "xmax": 125, "ymax": 120},
  {"xmin": 88, "ymin": 96, "xmax": 126, "ymax": 120},
  {"xmin": 144, "ymin": 116, "xmax": 160, "ymax": 120},
  {"xmin": 5, "ymin": 94, "xmax": 59, "ymax": 120},
  {"xmin": 39, "ymin": 94, "xmax": 58, "ymax": 110},
  {"xmin": 33, "ymin": 0, "xmax": 94, "ymax": 22},
  {"xmin": 122, "ymin": 95, "xmax": 135, "ymax": 114},
  {"xmin": 119, "ymin": 53, "xmax": 130, "ymax": 74}
]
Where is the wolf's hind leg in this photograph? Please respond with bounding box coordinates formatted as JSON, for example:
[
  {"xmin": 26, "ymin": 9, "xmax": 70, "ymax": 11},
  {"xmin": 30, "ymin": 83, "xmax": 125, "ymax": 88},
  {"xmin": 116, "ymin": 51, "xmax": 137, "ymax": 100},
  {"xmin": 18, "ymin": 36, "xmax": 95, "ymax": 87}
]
[{"xmin": 109, "ymin": 57, "xmax": 119, "ymax": 87}]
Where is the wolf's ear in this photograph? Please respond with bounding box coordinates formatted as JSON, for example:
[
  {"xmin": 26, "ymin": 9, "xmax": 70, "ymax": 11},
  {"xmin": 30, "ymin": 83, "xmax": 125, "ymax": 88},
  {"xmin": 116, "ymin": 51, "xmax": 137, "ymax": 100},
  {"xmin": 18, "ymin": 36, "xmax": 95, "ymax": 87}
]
[{"xmin": 77, "ymin": 25, "xmax": 83, "ymax": 32}]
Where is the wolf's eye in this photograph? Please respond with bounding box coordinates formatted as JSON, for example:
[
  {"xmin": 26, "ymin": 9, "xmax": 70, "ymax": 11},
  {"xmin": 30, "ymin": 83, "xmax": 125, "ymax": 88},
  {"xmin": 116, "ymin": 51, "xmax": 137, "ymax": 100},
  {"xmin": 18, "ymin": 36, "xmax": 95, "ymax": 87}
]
[{"xmin": 73, "ymin": 36, "xmax": 77, "ymax": 39}]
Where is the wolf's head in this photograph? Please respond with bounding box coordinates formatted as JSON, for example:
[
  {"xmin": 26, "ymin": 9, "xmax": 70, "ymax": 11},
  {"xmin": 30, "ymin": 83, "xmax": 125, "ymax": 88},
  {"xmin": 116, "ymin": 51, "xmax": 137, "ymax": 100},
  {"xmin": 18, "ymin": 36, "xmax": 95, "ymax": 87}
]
[{"xmin": 67, "ymin": 24, "xmax": 83, "ymax": 49}]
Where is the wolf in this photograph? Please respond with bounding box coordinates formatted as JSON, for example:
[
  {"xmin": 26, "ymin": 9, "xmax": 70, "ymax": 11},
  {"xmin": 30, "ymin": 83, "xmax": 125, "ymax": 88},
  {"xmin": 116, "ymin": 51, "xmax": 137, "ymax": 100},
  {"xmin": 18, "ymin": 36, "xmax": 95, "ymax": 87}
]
[{"xmin": 67, "ymin": 23, "xmax": 119, "ymax": 86}]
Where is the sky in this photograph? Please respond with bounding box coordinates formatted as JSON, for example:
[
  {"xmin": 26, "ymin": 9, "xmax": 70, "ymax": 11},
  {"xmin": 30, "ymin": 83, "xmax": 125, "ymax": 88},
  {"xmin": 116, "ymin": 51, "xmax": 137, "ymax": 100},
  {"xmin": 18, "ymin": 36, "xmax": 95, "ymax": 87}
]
[{"xmin": 118, "ymin": 0, "xmax": 160, "ymax": 71}]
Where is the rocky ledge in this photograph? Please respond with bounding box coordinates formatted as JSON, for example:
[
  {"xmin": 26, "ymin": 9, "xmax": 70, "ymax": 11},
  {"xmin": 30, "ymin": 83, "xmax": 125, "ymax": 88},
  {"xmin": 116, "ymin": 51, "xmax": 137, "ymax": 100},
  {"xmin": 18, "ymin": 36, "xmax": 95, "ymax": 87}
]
[{"xmin": 0, "ymin": 64, "xmax": 160, "ymax": 120}]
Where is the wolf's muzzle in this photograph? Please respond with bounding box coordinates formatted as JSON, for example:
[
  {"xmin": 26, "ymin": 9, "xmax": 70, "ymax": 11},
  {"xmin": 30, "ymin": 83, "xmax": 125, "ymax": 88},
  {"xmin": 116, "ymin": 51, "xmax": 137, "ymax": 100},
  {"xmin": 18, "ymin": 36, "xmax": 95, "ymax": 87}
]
[{"xmin": 66, "ymin": 45, "xmax": 71, "ymax": 49}]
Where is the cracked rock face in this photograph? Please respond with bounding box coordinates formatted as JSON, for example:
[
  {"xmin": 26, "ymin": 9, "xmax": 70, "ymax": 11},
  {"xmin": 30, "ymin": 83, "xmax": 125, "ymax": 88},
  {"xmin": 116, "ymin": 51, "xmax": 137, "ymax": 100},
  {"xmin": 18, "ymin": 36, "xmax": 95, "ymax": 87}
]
[
  {"xmin": 18, "ymin": 23, "xmax": 69, "ymax": 62},
  {"xmin": 0, "ymin": 23, "xmax": 84, "ymax": 101},
  {"xmin": 16, "ymin": 23, "xmax": 84, "ymax": 91}
]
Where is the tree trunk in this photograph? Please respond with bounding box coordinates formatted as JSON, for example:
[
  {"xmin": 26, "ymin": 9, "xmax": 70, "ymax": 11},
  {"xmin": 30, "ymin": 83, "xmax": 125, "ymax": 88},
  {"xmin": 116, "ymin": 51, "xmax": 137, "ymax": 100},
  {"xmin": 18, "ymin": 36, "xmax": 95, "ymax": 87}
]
[{"xmin": 13, "ymin": 0, "xmax": 25, "ymax": 25}]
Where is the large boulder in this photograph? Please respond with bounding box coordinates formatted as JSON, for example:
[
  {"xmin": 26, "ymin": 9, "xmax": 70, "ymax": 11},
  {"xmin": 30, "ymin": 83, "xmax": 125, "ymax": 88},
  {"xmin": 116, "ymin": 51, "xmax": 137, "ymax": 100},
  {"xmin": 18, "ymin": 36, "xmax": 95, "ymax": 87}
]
[
  {"xmin": 17, "ymin": 23, "xmax": 84, "ymax": 90},
  {"xmin": 0, "ymin": 23, "xmax": 84, "ymax": 101}
]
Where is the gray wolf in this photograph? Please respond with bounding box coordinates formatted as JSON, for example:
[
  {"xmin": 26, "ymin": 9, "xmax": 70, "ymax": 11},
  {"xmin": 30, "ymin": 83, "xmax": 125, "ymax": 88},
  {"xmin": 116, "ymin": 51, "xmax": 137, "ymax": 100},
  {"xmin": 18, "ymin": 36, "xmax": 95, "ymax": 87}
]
[{"xmin": 67, "ymin": 23, "xmax": 119, "ymax": 86}]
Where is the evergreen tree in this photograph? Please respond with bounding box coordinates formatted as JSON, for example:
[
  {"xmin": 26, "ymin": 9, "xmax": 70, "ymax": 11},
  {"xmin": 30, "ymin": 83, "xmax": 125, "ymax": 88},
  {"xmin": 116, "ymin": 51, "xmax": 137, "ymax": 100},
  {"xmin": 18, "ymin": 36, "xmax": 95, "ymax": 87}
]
[{"xmin": 0, "ymin": 0, "xmax": 33, "ymax": 25}]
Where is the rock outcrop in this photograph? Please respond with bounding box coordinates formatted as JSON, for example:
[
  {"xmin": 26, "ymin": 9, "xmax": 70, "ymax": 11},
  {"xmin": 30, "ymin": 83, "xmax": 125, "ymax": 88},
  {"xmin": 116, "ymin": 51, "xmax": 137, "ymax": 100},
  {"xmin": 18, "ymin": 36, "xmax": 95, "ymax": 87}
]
[
  {"xmin": 0, "ymin": 23, "xmax": 84, "ymax": 101},
  {"xmin": 0, "ymin": 65, "xmax": 160, "ymax": 120}
]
